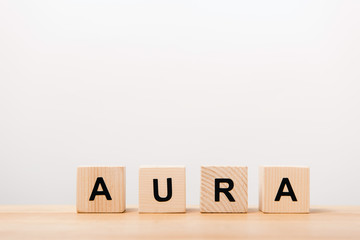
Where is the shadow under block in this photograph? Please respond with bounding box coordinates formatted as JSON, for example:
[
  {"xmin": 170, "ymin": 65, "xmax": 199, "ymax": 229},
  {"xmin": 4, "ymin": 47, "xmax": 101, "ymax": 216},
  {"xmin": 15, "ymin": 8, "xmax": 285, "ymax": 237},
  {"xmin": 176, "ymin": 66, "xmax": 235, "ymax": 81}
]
[
  {"xmin": 259, "ymin": 166, "xmax": 310, "ymax": 213},
  {"xmin": 139, "ymin": 166, "xmax": 186, "ymax": 213},
  {"xmin": 200, "ymin": 166, "xmax": 248, "ymax": 213},
  {"xmin": 77, "ymin": 166, "xmax": 126, "ymax": 213}
]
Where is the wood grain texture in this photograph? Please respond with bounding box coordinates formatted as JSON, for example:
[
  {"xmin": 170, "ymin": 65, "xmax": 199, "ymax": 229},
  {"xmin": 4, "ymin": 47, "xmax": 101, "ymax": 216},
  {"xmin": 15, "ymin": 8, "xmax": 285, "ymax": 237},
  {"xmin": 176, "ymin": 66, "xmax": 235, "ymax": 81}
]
[
  {"xmin": 139, "ymin": 166, "xmax": 186, "ymax": 213},
  {"xmin": 259, "ymin": 166, "xmax": 310, "ymax": 213},
  {"xmin": 200, "ymin": 166, "xmax": 248, "ymax": 213},
  {"xmin": 1, "ymin": 205, "xmax": 360, "ymax": 239},
  {"xmin": 77, "ymin": 166, "xmax": 126, "ymax": 213}
]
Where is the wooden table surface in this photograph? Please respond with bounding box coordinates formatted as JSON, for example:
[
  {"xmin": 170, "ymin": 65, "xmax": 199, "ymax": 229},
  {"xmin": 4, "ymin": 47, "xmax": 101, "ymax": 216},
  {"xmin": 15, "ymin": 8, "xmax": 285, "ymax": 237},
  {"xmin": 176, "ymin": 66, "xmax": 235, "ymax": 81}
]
[{"xmin": 0, "ymin": 205, "xmax": 359, "ymax": 239}]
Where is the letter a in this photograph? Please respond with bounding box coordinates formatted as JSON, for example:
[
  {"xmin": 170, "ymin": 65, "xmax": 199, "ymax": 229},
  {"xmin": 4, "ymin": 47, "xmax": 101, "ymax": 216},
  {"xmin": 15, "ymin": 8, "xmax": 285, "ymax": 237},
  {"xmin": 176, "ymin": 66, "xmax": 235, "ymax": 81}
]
[
  {"xmin": 275, "ymin": 178, "xmax": 297, "ymax": 201},
  {"xmin": 89, "ymin": 177, "xmax": 112, "ymax": 201}
]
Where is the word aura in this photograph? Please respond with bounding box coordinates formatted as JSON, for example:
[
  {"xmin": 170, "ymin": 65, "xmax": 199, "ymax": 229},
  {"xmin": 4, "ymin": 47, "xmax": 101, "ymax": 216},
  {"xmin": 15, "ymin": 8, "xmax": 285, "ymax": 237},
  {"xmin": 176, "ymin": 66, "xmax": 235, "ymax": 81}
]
[{"xmin": 77, "ymin": 166, "xmax": 310, "ymax": 214}]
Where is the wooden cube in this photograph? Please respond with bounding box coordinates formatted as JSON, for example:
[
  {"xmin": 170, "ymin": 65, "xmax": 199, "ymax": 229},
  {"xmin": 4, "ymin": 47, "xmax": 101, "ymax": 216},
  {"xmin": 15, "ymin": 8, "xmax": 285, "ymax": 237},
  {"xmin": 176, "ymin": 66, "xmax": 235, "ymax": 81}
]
[
  {"xmin": 139, "ymin": 166, "xmax": 186, "ymax": 213},
  {"xmin": 77, "ymin": 166, "xmax": 126, "ymax": 213},
  {"xmin": 259, "ymin": 166, "xmax": 310, "ymax": 213},
  {"xmin": 200, "ymin": 166, "xmax": 248, "ymax": 213}
]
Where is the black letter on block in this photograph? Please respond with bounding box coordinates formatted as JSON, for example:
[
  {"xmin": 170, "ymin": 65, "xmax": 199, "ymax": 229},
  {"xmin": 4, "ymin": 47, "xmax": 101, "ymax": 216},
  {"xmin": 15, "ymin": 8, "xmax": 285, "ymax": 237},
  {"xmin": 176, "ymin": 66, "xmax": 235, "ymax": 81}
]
[
  {"xmin": 153, "ymin": 178, "xmax": 172, "ymax": 202},
  {"xmin": 89, "ymin": 177, "xmax": 112, "ymax": 201},
  {"xmin": 215, "ymin": 178, "xmax": 235, "ymax": 202},
  {"xmin": 275, "ymin": 178, "xmax": 297, "ymax": 201}
]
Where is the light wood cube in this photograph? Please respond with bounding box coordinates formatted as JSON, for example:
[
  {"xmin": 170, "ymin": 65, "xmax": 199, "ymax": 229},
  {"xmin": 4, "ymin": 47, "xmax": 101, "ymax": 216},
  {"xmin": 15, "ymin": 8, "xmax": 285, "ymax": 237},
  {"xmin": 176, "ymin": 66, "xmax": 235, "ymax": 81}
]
[
  {"xmin": 259, "ymin": 166, "xmax": 310, "ymax": 213},
  {"xmin": 200, "ymin": 166, "xmax": 248, "ymax": 213},
  {"xmin": 139, "ymin": 166, "xmax": 186, "ymax": 213},
  {"xmin": 77, "ymin": 166, "xmax": 126, "ymax": 213}
]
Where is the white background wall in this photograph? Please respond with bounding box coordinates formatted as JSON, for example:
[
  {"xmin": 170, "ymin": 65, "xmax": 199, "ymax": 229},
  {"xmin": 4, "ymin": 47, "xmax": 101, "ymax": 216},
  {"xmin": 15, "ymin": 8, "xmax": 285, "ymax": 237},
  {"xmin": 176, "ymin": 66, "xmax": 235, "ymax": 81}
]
[{"xmin": 0, "ymin": 0, "xmax": 359, "ymax": 206}]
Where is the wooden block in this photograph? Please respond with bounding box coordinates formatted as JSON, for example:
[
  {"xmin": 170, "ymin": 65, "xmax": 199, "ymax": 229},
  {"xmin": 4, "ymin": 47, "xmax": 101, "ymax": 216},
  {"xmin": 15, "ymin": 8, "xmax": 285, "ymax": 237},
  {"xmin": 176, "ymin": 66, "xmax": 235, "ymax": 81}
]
[
  {"xmin": 200, "ymin": 166, "xmax": 248, "ymax": 213},
  {"xmin": 77, "ymin": 166, "xmax": 126, "ymax": 213},
  {"xmin": 139, "ymin": 166, "xmax": 186, "ymax": 213},
  {"xmin": 259, "ymin": 166, "xmax": 310, "ymax": 213}
]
